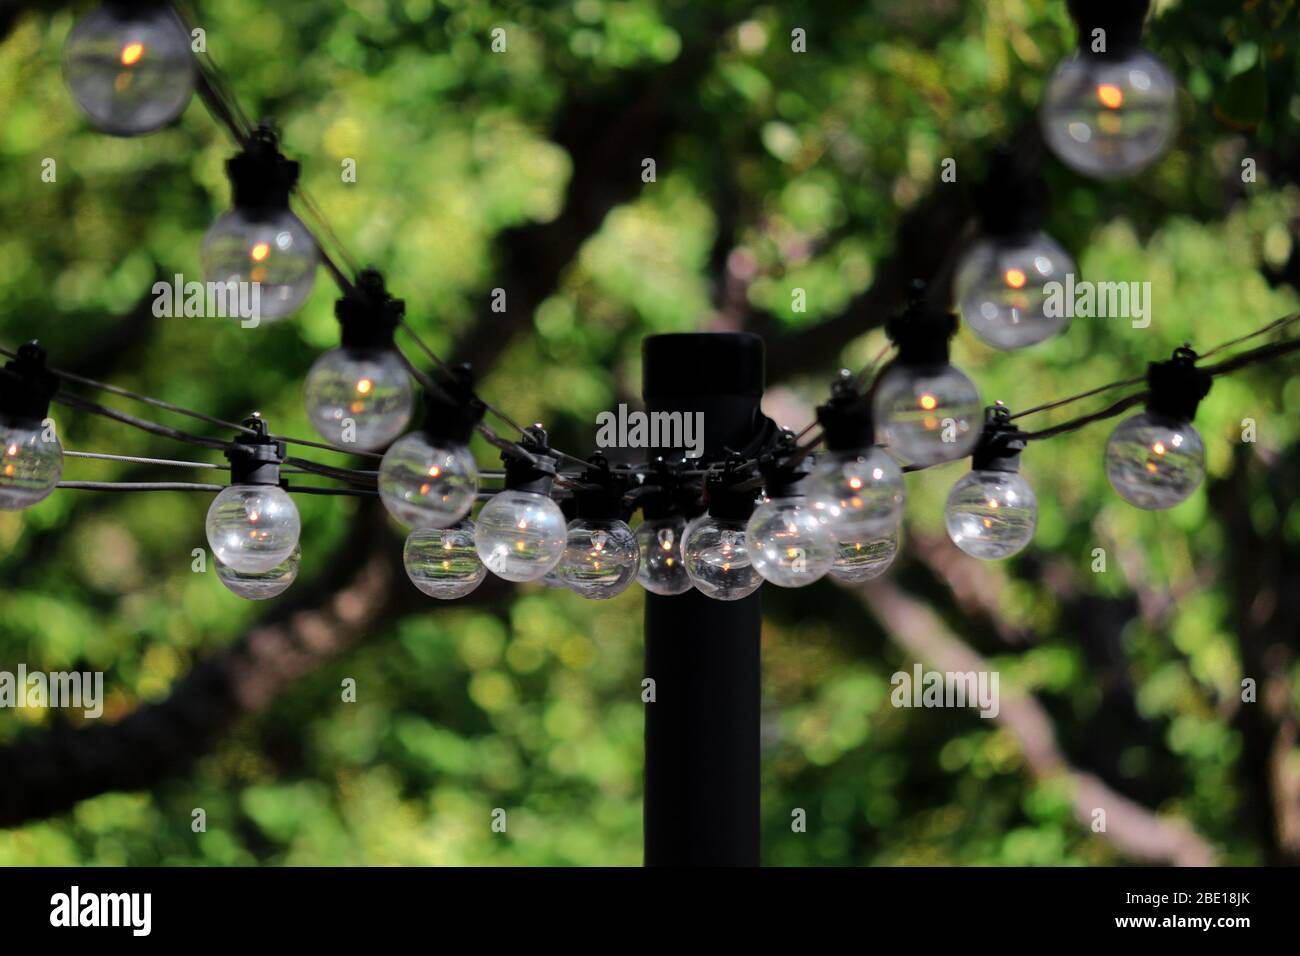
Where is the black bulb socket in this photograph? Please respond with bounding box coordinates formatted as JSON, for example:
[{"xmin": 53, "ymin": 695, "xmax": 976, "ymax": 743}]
[
  {"xmin": 971, "ymin": 405, "xmax": 1027, "ymax": 474},
  {"xmin": 705, "ymin": 466, "xmax": 758, "ymax": 522},
  {"xmin": 816, "ymin": 370, "xmax": 876, "ymax": 451},
  {"xmin": 1069, "ymin": 0, "xmax": 1150, "ymax": 59},
  {"xmin": 502, "ymin": 426, "xmax": 558, "ymax": 497},
  {"xmin": 0, "ymin": 342, "xmax": 58, "ymax": 430},
  {"xmin": 421, "ymin": 365, "xmax": 485, "ymax": 446},
  {"xmin": 1145, "ymin": 346, "xmax": 1211, "ymax": 423},
  {"xmin": 227, "ymin": 126, "xmax": 299, "ymax": 215},
  {"xmin": 971, "ymin": 145, "xmax": 1048, "ymax": 239},
  {"xmin": 886, "ymin": 280, "xmax": 959, "ymax": 367},
  {"xmin": 225, "ymin": 417, "xmax": 286, "ymax": 486},
  {"xmin": 336, "ymin": 268, "xmax": 403, "ymax": 351},
  {"xmin": 572, "ymin": 453, "xmax": 630, "ymax": 521}
]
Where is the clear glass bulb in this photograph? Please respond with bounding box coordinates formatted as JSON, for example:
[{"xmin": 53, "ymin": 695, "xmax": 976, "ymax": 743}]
[
  {"xmin": 944, "ymin": 470, "xmax": 1038, "ymax": 560},
  {"xmin": 828, "ymin": 523, "xmax": 900, "ymax": 582},
  {"xmin": 63, "ymin": 2, "xmax": 195, "ymax": 136},
  {"xmin": 378, "ymin": 432, "xmax": 477, "ymax": 529},
  {"xmin": 403, "ymin": 520, "xmax": 487, "ymax": 599},
  {"xmin": 560, "ymin": 518, "xmax": 639, "ymax": 599},
  {"xmin": 475, "ymin": 490, "xmax": 567, "ymax": 582},
  {"xmin": 0, "ymin": 419, "xmax": 63, "ymax": 511},
  {"xmin": 1104, "ymin": 411, "xmax": 1205, "ymax": 510},
  {"xmin": 304, "ymin": 346, "xmax": 412, "ymax": 450},
  {"xmin": 205, "ymin": 484, "xmax": 301, "ymax": 574},
  {"xmin": 201, "ymin": 208, "xmax": 317, "ymax": 320},
  {"xmin": 636, "ymin": 516, "xmax": 694, "ymax": 596},
  {"xmin": 746, "ymin": 497, "xmax": 836, "ymax": 588},
  {"xmin": 1040, "ymin": 49, "xmax": 1178, "ymax": 180},
  {"xmin": 215, "ymin": 545, "xmax": 299, "ymax": 601},
  {"xmin": 872, "ymin": 362, "xmax": 981, "ymax": 465},
  {"xmin": 807, "ymin": 447, "xmax": 905, "ymax": 541},
  {"xmin": 683, "ymin": 516, "xmax": 762, "ymax": 601},
  {"xmin": 954, "ymin": 232, "xmax": 1076, "ymax": 349}
]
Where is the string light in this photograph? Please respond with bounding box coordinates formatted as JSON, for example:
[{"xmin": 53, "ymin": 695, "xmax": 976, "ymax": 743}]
[
  {"xmin": 1040, "ymin": 0, "xmax": 1178, "ymax": 179},
  {"xmin": 474, "ymin": 427, "xmax": 568, "ymax": 582},
  {"xmin": 0, "ymin": 343, "xmax": 62, "ymax": 512},
  {"xmin": 63, "ymin": 1, "xmax": 195, "ymax": 136},
  {"xmin": 201, "ymin": 126, "xmax": 318, "ymax": 320},
  {"xmin": 403, "ymin": 521, "xmax": 487, "ymax": 599},
  {"xmin": 204, "ymin": 418, "xmax": 301, "ymax": 574},
  {"xmin": 683, "ymin": 464, "xmax": 762, "ymax": 601},
  {"xmin": 304, "ymin": 269, "xmax": 413, "ymax": 450},
  {"xmin": 747, "ymin": 434, "xmax": 836, "ymax": 588},
  {"xmin": 557, "ymin": 456, "xmax": 640, "ymax": 599},
  {"xmin": 944, "ymin": 405, "xmax": 1038, "ymax": 560}
]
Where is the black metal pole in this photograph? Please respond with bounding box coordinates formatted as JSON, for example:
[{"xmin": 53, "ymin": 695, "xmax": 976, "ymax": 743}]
[{"xmin": 641, "ymin": 332, "xmax": 764, "ymax": 867}]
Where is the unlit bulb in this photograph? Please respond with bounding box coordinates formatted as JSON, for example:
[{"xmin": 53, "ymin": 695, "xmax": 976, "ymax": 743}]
[
  {"xmin": 304, "ymin": 347, "xmax": 412, "ymax": 450},
  {"xmin": 872, "ymin": 363, "xmax": 981, "ymax": 465},
  {"xmin": 954, "ymin": 233, "xmax": 1076, "ymax": 349},
  {"xmin": 474, "ymin": 490, "xmax": 567, "ymax": 582},
  {"xmin": 404, "ymin": 521, "xmax": 487, "ymax": 599},
  {"xmin": 63, "ymin": 2, "xmax": 195, "ymax": 136},
  {"xmin": 1104, "ymin": 411, "xmax": 1204, "ymax": 509},
  {"xmin": 1040, "ymin": 50, "xmax": 1177, "ymax": 180},
  {"xmin": 944, "ymin": 470, "xmax": 1037, "ymax": 559},
  {"xmin": 201, "ymin": 208, "xmax": 317, "ymax": 320},
  {"xmin": 378, "ymin": 432, "xmax": 477, "ymax": 528}
]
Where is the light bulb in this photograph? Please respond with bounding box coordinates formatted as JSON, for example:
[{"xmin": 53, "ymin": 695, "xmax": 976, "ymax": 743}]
[
  {"xmin": 944, "ymin": 470, "xmax": 1037, "ymax": 559},
  {"xmin": 474, "ymin": 490, "xmax": 567, "ymax": 582},
  {"xmin": 378, "ymin": 432, "xmax": 478, "ymax": 529},
  {"xmin": 954, "ymin": 232, "xmax": 1076, "ymax": 349},
  {"xmin": 404, "ymin": 521, "xmax": 487, "ymax": 599},
  {"xmin": 201, "ymin": 208, "xmax": 317, "ymax": 320},
  {"xmin": 1104, "ymin": 411, "xmax": 1204, "ymax": 509},
  {"xmin": 683, "ymin": 516, "xmax": 761, "ymax": 601},
  {"xmin": 215, "ymin": 545, "xmax": 299, "ymax": 601},
  {"xmin": 0, "ymin": 419, "xmax": 63, "ymax": 511},
  {"xmin": 1040, "ymin": 50, "xmax": 1177, "ymax": 179},
  {"xmin": 828, "ymin": 523, "xmax": 900, "ymax": 582},
  {"xmin": 205, "ymin": 484, "xmax": 300, "ymax": 574},
  {"xmin": 636, "ymin": 516, "xmax": 694, "ymax": 596},
  {"xmin": 304, "ymin": 347, "xmax": 412, "ymax": 449},
  {"xmin": 746, "ymin": 498, "xmax": 836, "ymax": 588},
  {"xmin": 560, "ymin": 518, "xmax": 639, "ymax": 599},
  {"xmin": 807, "ymin": 447, "xmax": 904, "ymax": 541},
  {"xmin": 872, "ymin": 362, "xmax": 981, "ymax": 465},
  {"xmin": 63, "ymin": 2, "xmax": 195, "ymax": 136}
]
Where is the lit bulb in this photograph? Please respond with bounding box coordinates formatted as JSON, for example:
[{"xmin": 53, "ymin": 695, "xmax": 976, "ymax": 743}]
[
  {"xmin": 63, "ymin": 2, "xmax": 195, "ymax": 136},
  {"xmin": 403, "ymin": 520, "xmax": 487, "ymax": 599},
  {"xmin": 746, "ymin": 498, "xmax": 836, "ymax": 587},
  {"xmin": 474, "ymin": 490, "xmax": 567, "ymax": 582},
  {"xmin": 807, "ymin": 447, "xmax": 904, "ymax": 541},
  {"xmin": 954, "ymin": 233, "xmax": 1076, "ymax": 349},
  {"xmin": 828, "ymin": 523, "xmax": 900, "ymax": 582},
  {"xmin": 378, "ymin": 432, "xmax": 477, "ymax": 528},
  {"xmin": 872, "ymin": 363, "xmax": 981, "ymax": 465},
  {"xmin": 1104, "ymin": 411, "xmax": 1204, "ymax": 509},
  {"xmin": 304, "ymin": 347, "xmax": 412, "ymax": 449},
  {"xmin": 201, "ymin": 208, "xmax": 317, "ymax": 320},
  {"xmin": 560, "ymin": 518, "xmax": 639, "ymax": 599},
  {"xmin": 205, "ymin": 484, "xmax": 300, "ymax": 574},
  {"xmin": 1040, "ymin": 50, "xmax": 1177, "ymax": 179},
  {"xmin": 215, "ymin": 545, "xmax": 299, "ymax": 600},
  {"xmin": 683, "ymin": 516, "xmax": 761, "ymax": 601},
  {"xmin": 944, "ymin": 470, "xmax": 1037, "ymax": 559},
  {"xmin": 636, "ymin": 516, "xmax": 694, "ymax": 596},
  {"xmin": 0, "ymin": 419, "xmax": 63, "ymax": 511}
]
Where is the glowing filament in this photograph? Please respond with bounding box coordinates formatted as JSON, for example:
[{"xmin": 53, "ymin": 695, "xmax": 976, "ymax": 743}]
[
  {"xmin": 250, "ymin": 242, "xmax": 270, "ymax": 262},
  {"xmin": 120, "ymin": 42, "xmax": 144, "ymax": 66},
  {"xmin": 919, "ymin": 394, "xmax": 938, "ymax": 411},
  {"xmin": 1004, "ymin": 268, "xmax": 1027, "ymax": 289},
  {"xmin": 848, "ymin": 476, "xmax": 864, "ymax": 490},
  {"xmin": 355, "ymin": 378, "xmax": 373, "ymax": 395},
  {"xmin": 1096, "ymin": 84, "xmax": 1124, "ymax": 109},
  {"xmin": 1152, "ymin": 441, "xmax": 1166, "ymax": 456}
]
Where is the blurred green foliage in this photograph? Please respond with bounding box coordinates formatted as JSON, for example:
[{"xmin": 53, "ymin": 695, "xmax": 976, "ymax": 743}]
[{"xmin": 1, "ymin": 0, "xmax": 1299, "ymax": 866}]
